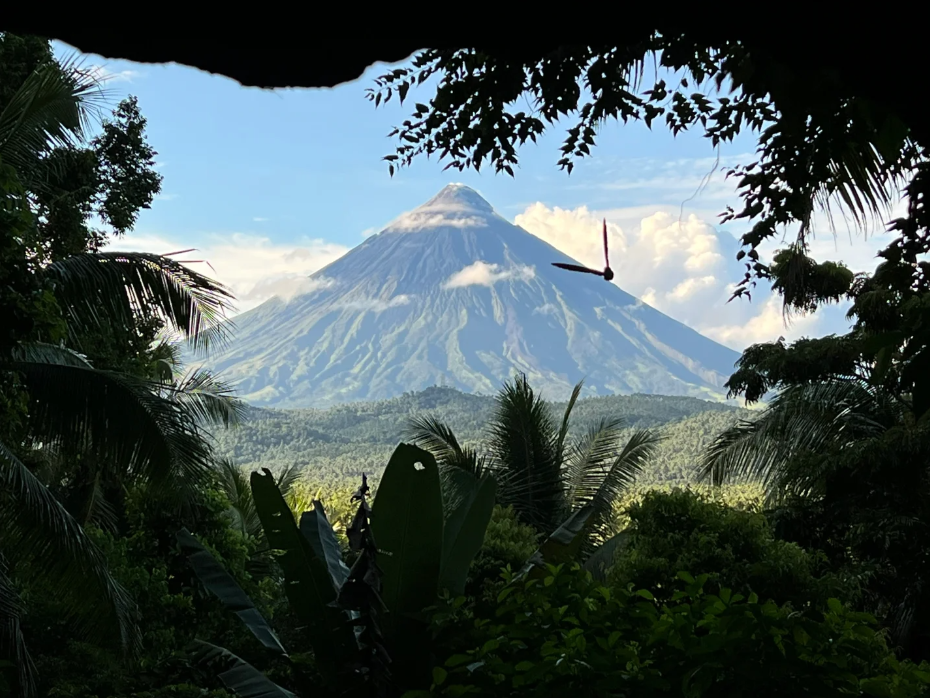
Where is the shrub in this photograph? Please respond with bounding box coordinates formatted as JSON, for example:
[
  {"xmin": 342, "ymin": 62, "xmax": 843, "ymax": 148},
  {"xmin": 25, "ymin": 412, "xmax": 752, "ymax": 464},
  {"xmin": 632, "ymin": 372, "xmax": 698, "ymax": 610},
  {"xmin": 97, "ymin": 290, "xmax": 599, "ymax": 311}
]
[
  {"xmin": 466, "ymin": 505, "xmax": 539, "ymax": 599},
  {"xmin": 424, "ymin": 563, "xmax": 930, "ymax": 698},
  {"xmin": 25, "ymin": 486, "xmax": 276, "ymax": 697},
  {"xmin": 608, "ymin": 489, "xmax": 853, "ymax": 611}
]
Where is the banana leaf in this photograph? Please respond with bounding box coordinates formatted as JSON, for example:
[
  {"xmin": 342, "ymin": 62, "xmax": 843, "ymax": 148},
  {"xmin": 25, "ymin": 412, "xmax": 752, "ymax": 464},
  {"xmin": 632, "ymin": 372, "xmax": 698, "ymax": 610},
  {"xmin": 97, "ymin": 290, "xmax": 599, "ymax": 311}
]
[
  {"xmin": 250, "ymin": 469, "xmax": 354, "ymax": 686},
  {"xmin": 176, "ymin": 528, "xmax": 287, "ymax": 657},
  {"xmin": 191, "ymin": 640, "xmax": 295, "ymax": 698},
  {"xmin": 299, "ymin": 501, "xmax": 350, "ymax": 593},
  {"xmin": 439, "ymin": 473, "xmax": 496, "ymax": 596},
  {"xmin": 370, "ymin": 443, "xmax": 444, "ymax": 690}
]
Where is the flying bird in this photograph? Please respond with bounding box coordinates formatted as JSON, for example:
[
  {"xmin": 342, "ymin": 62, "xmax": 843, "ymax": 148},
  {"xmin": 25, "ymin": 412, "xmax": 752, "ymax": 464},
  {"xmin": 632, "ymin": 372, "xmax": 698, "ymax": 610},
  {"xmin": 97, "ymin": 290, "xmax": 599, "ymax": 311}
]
[{"xmin": 551, "ymin": 218, "xmax": 614, "ymax": 281}]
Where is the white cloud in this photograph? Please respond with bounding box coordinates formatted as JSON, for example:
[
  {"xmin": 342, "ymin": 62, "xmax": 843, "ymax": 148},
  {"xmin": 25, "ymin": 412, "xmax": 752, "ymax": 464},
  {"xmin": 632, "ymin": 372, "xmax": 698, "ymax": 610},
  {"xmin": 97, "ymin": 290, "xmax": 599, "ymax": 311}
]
[
  {"xmin": 87, "ymin": 65, "xmax": 142, "ymax": 84},
  {"xmin": 702, "ymin": 296, "xmax": 820, "ymax": 348},
  {"xmin": 339, "ymin": 295, "xmax": 412, "ymax": 312},
  {"xmin": 388, "ymin": 212, "xmax": 486, "ymax": 232},
  {"xmin": 533, "ymin": 303, "xmax": 558, "ymax": 315},
  {"xmin": 252, "ymin": 217, "xmax": 269, "ymax": 223},
  {"xmin": 242, "ymin": 275, "xmax": 335, "ymax": 303},
  {"xmin": 361, "ymin": 227, "xmax": 379, "ymax": 238},
  {"xmin": 514, "ymin": 203, "xmax": 844, "ymax": 350},
  {"xmin": 104, "ymin": 231, "xmax": 349, "ymax": 313},
  {"xmin": 443, "ymin": 261, "xmax": 536, "ymax": 289}
]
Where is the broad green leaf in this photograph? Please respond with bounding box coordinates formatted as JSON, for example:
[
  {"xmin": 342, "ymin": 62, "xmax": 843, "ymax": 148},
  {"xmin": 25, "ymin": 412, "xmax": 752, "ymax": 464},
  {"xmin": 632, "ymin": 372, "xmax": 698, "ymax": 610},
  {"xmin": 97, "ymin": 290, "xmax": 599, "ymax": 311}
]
[
  {"xmin": 371, "ymin": 443, "xmax": 444, "ymax": 624},
  {"xmin": 582, "ymin": 529, "xmax": 631, "ymax": 581},
  {"xmin": 440, "ymin": 473, "xmax": 497, "ymax": 596},
  {"xmin": 299, "ymin": 501, "xmax": 350, "ymax": 592},
  {"xmin": 176, "ymin": 529, "xmax": 287, "ymax": 657},
  {"xmin": 517, "ymin": 505, "xmax": 596, "ymax": 579},
  {"xmin": 191, "ymin": 641, "xmax": 296, "ymax": 698},
  {"xmin": 250, "ymin": 469, "xmax": 353, "ymax": 685},
  {"xmin": 370, "ymin": 443, "xmax": 444, "ymax": 690}
]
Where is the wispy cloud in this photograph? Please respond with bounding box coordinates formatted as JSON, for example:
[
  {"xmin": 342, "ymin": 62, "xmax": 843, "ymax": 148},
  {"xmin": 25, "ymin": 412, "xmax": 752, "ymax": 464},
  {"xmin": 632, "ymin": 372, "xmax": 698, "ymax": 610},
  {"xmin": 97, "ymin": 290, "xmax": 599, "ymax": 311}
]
[
  {"xmin": 103, "ymin": 231, "xmax": 349, "ymax": 313},
  {"xmin": 576, "ymin": 153, "xmax": 757, "ymax": 208},
  {"xmin": 252, "ymin": 217, "xmax": 269, "ymax": 223},
  {"xmin": 87, "ymin": 65, "xmax": 143, "ymax": 84},
  {"xmin": 242, "ymin": 275, "xmax": 335, "ymax": 303},
  {"xmin": 388, "ymin": 212, "xmax": 486, "ymax": 232},
  {"xmin": 443, "ymin": 261, "xmax": 535, "ymax": 289}
]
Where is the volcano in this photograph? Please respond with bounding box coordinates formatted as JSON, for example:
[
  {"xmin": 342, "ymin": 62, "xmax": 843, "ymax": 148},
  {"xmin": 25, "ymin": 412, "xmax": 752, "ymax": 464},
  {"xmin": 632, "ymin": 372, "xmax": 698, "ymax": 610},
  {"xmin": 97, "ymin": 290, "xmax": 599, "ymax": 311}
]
[{"xmin": 205, "ymin": 184, "xmax": 741, "ymax": 407}]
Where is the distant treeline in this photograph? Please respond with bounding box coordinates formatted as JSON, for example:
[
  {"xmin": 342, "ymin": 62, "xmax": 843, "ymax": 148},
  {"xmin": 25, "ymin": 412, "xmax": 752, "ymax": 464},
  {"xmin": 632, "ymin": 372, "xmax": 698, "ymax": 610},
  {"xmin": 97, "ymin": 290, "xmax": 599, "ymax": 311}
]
[{"xmin": 213, "ymin": 386, "xmax": 750, "ymax": 486}]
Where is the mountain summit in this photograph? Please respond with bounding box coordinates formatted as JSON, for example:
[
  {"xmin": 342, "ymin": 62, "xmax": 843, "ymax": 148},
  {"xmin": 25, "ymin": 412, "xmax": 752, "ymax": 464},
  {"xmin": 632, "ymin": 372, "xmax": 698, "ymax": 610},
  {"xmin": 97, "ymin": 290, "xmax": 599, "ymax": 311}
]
[
  {"xmin": 381, "ymin": 183, "xmax": 507, "ymax": 234},
  {"xmin": 207, "ymin": 185, "xmax": 741, "ymax": 408}
]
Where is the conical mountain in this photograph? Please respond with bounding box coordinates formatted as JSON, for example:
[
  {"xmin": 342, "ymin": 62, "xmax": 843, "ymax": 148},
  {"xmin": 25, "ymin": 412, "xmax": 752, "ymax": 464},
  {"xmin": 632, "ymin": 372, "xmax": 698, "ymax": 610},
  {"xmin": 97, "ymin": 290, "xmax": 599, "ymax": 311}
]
[{"xmin": 208, "ymin": 184, "xmax": 740, "ymax": 407}]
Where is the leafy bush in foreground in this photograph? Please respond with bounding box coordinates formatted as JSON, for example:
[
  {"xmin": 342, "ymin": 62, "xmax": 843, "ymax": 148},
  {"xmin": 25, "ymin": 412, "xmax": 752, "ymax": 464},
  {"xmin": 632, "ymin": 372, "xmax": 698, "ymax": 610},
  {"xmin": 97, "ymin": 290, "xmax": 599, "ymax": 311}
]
[
  {"xmin": 421, "ymin": 564, "xmax": 930, "ymax": 698},
  {"xmin": 608, "ymin": 489, "xmax": 854, "ymax": 611}
]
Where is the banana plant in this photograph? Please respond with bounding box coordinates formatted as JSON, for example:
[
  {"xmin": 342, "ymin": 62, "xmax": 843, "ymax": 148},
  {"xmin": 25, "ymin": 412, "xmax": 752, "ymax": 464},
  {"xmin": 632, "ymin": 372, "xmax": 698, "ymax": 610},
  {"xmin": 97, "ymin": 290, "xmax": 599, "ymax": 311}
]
[{"xmin": 178, "ymin": 443, "xmax": 496, "ymax": 698}]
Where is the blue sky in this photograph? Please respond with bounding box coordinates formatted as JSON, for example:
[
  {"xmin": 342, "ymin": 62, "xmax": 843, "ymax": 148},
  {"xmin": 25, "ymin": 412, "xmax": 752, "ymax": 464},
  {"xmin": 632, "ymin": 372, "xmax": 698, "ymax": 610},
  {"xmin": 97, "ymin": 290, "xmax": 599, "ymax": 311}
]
[{"xmin": 57, "ymin": 42, "xmax": 899, "ymax": 351}]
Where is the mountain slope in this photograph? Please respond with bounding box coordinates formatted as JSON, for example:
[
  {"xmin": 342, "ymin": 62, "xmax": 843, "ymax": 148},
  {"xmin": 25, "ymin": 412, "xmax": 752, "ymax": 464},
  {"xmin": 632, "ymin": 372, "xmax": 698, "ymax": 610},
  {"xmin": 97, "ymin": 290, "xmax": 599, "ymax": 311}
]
[{"xmin": 207, "ymin": 184, "xmax": 741, "ymax": 408}]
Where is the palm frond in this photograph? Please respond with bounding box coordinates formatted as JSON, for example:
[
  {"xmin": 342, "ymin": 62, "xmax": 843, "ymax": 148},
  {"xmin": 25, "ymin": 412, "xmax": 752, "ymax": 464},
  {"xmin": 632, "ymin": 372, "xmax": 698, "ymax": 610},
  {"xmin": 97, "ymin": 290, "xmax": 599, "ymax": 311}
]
[
  {"xmin": 274, "ymin": 462, "xmax": 302, "ymax": 498},
  {"xmin": 405, "ymin": 413, "xmax": 491, "ymax": 510},
  {"xmin": 563, "ymin": 417, "xmax": 627, "ymax": 509},
  {"xmin": 699, "ymin": 378, "xmax": 895, "ymax": 501},
  {"xmin": 45, "ymin": 251, "xmax": 236, "ymax": 357},
  {"xmin": 9, "ymin": 341, "xmax": 92, "ymax": 368},
  {"xmin": 0, "ymin": 441, "xmax": 139, "ymax": 655},
  {"xmin": 405, "ymin": 414, "xmax": 487, "ymax": 478},
  {"xmin": 487, "ymin": 375, "xmax": 563, "ymax": 533},
  {"xmin": 818, "ymin": 135, "xmax": 912, "ymax": 236},
  {"xmin": 0, "ymin": 556, "xmax": 36, "ymax": 698},
  {"xmin": 0, "ymin": 57, "xmax": 107, "ymax": 179},
  {"xmin": 587, "ymin": 429, "xmax": 661, "ymax": 529},
  {"xmin": 215, "ymin": 459, "xmax": 259, "ymax": 538},
  {"xmin": 78, "ymin": 470, "xmax": 121, "ymax": 532},
  {"xmin": 150, "ymin": 337, "xmax": 184, "ymax": 383},
  {"xmin": 554, "ymin": 379, "xmax": 584, "ymax": 466},
  {"xmin": 165, "ymin": 367, "xmax": 246, "ymax": 428},
  {"xmin": 12, "ymin": 358, "xmax": 216, "ymax": 502},
  {"xmin": 569, "ymin": 425, "xmax": 661, "ymax": 554}
]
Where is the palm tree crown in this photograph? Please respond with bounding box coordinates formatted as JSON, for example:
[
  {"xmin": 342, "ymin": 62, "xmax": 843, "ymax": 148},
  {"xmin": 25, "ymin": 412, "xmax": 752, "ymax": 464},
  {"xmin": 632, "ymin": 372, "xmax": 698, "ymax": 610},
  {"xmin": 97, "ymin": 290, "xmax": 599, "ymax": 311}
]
[{"xmin": 407, "ymin": 375, "xmax": 662, "ymax": 555}]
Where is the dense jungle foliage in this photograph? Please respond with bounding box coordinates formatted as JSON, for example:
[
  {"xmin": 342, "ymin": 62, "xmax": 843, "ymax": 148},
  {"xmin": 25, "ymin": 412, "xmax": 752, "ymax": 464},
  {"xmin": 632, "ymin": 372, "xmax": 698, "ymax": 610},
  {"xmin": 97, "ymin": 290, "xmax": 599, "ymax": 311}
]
[
  {"xmin": 5, "ymin": 27, "xmax": 930, "ymax": 698},
  {"xmin": 212, "ymin": 387, "xmax": 748, "ymax": 485}
]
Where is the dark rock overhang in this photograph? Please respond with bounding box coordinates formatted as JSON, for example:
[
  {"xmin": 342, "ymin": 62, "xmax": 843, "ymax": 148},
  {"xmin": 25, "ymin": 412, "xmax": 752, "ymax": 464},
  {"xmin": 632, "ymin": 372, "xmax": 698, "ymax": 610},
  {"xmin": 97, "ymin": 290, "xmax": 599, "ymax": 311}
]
[{"xmin": 1, "ymin": 16, "xmax": 924, "ymax": 145}]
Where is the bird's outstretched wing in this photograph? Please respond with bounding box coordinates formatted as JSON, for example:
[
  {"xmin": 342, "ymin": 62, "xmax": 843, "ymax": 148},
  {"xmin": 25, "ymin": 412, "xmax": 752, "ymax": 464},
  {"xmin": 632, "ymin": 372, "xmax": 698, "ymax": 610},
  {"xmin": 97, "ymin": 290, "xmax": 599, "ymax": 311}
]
[
  {"xmin": 602, "ymin": 218, "xmax": 610, "ymax": 269},
  {"xmin": 552, "ymin": 262, "xmax": 604, "ymax": 276}
]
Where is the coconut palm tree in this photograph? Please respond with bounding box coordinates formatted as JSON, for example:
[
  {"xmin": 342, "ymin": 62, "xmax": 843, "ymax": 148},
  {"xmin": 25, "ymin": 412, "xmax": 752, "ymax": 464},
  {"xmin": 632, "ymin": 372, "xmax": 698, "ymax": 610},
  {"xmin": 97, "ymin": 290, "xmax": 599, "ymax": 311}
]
[
  {"xmin": 698, "ymin": 378, "xmax": 905, "ymax": 503},
  {"xmin": 0, "ymin": 55, "xmax": 109, "ymax": 186},
  {"xmin": 697, "ymin": 376, "xmax": 930, "ymax": 653},
  {"xmin": 407, "ymin": 375, "xmax": 662, "ymax": 557},
  {"xmin": 0, "ymin": 56, "xmax": 240, "ymax": 695},
  {"xmin": 0, "ymin": 250, "xmax": 239, "ymax": 694}
]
